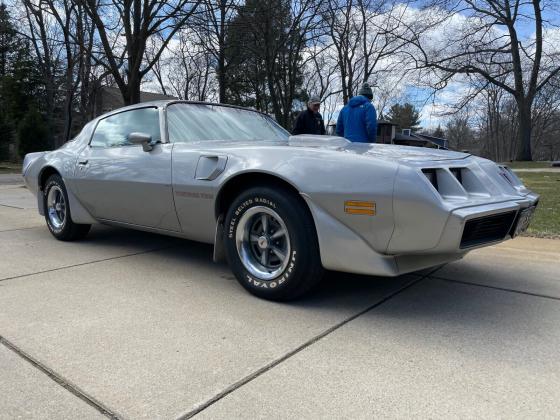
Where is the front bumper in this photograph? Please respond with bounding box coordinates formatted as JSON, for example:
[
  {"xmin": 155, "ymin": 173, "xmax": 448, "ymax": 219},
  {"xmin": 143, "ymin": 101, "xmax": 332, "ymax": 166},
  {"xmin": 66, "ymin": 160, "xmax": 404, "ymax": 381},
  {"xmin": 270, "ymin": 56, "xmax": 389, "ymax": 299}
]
[
  {"xmin": 306, "ymin": 156, "xmax": 540, "ymax": 278},
  {"xmin": 306, "ymin": 194, "xmax": 538, "ymax": 278},
  {"xmin": 425, "ymin": 194, "xmax": 539, "ymax": 254}
]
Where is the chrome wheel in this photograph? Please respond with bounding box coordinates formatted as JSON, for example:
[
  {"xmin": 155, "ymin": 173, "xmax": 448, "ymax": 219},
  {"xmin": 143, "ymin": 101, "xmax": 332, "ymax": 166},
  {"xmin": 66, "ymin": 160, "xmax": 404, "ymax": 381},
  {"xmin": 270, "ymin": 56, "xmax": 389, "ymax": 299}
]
[
  {"xmin": 47, "ymin": 185, "xmax": 66, "ymax": 229},
  {"xmin": 235, "ymin": 206, "xmax": 291, "ymax": 280}
]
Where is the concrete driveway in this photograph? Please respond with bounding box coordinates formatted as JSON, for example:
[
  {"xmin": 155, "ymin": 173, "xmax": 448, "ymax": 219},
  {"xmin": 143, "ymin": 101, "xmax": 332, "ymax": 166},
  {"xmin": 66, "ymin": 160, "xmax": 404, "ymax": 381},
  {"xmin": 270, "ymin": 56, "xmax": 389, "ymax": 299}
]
[{"xmin": 1, "ymin": 178, "xmax": 559, "ymax": 419}]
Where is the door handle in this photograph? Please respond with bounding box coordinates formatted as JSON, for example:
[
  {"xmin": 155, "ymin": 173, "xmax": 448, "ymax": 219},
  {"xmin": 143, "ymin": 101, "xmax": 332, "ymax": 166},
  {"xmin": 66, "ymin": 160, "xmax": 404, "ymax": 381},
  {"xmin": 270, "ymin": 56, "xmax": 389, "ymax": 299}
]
[{"xmin": 78, "ymin": 159, "xmax": 88, "ymax": 165}]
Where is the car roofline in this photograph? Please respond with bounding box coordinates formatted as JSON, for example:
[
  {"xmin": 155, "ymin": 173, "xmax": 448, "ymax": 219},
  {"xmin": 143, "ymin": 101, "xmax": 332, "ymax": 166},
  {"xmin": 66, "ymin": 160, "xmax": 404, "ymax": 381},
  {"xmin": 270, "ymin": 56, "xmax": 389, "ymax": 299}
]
[
  {"xmin": 163, "ymin": 100, "xmax": 272, "ymax": 118},
  {"xmin": 94, "ymin": 99, "xmax": 273, "ymax": 121}
]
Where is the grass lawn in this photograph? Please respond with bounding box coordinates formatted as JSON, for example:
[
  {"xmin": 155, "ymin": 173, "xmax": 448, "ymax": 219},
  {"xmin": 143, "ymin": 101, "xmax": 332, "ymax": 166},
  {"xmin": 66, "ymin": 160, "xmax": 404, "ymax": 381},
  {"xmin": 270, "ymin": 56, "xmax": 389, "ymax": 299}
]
[
  {"xmin": 516, "ymin": 171, "xmax": 560, "ymax": 238},
  {"xmin": 502, "ymin": 161, "xmax": 554, "ymax": 169},
  {"xmin": 0, "ymin": 162, "xmax": 22, "ymax": 174}
]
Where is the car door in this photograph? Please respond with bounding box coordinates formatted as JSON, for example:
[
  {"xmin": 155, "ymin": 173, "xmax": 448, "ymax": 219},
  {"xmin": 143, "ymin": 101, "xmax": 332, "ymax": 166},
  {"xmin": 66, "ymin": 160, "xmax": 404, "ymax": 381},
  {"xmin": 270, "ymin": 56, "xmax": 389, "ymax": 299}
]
[
  {"xmin": 166, "ymin": 103, "xmax": 230, "ymax": 243},
  {"xmin": 74, "ymin": 106, "xmax": 181, "ymax": 231}
]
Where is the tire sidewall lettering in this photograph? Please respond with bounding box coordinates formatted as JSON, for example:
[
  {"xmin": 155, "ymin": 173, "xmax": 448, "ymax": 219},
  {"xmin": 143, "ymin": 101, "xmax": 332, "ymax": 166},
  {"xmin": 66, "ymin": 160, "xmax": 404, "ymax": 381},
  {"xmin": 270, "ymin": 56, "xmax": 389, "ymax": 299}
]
[
  {"xmin": 228, "ymin": 197, "xmax": 279, "ymax": 239},
  {"xmin": 229, "ymin": 196, "xmax": 297, "ymax": 290},
  {"xmin": 244, "ymin": 250, "xmax": 297, "ymax": 290},
  {"xmin": 44, "ymin": 179, "xmax": 66, "ymax": 234}
]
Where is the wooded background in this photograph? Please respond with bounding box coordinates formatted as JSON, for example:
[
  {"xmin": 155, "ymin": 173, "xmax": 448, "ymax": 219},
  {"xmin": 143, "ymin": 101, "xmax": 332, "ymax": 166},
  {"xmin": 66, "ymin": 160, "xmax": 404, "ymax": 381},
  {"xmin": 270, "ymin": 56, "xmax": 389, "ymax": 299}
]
[{"xmin": 1, "ymin": 0, "xmax": 559, "ymax": 161}]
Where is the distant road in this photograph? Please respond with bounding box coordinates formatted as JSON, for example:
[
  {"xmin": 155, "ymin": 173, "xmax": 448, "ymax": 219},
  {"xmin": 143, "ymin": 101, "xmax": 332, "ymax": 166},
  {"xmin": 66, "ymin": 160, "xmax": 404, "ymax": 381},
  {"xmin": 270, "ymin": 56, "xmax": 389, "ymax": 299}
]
[
  {"xmin": 0, "ymin": 173, "xmax": 23, "ymax": 186},
  {"xmin": 512, "ymin": 168, "xmax": 560, "ymax": 173}
]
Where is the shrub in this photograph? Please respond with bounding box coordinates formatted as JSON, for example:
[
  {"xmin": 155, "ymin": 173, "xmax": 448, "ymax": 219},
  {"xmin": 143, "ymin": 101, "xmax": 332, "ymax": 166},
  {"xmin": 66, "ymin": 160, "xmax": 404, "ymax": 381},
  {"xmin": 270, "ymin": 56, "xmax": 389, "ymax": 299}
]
[{"xmin": 17, "ymin": 108, "xmax": 51, "ymax": 158}]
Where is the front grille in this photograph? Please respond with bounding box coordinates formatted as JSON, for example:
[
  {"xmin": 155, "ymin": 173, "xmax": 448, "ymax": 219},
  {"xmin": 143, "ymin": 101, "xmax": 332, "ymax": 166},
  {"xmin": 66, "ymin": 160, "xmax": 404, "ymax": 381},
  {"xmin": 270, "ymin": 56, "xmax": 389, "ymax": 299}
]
[{"xmin": 460, "ymin": 211, "xmax": 517, "ymax": 248}]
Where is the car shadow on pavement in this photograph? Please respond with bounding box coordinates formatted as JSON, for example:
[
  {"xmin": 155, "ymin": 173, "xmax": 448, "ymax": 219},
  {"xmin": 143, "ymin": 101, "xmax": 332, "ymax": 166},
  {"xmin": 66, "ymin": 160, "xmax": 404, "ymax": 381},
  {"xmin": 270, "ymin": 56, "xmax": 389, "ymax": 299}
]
[
  {"xmin": 83, "ymin": 227, "xmax": 477, "ymax": 305},
  {"xmin": 82, "ymin": 226, "xmax": 557, "ymax": 330},
  {"xmin": 128, "ymin": 230, "xmax": 420, "ymax": 306}
]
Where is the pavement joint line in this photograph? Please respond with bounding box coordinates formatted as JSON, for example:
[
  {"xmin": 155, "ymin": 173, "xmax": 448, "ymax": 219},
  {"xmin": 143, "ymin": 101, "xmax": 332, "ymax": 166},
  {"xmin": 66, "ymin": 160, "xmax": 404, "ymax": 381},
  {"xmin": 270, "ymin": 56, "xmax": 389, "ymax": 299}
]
[
  {"xmin": 0, "ymin": 187, "xmax": 26, "ymax": 191},
  {"xmin": 0, "ymin": 226, "xmax": 41, "ymax": 233},
  {"xmin": 479, "ymin": 247, "xmax": 560, "ymax": 257},
  {"xmin": 0, "ymin": 244, "xmax": 179, "ymax": 283},
  {"xmin": 176, "ymin": 267, "xmax": 441, "ymax": 420},
  {"xmin": 0, "ymin": 203, "xmax": 24, "ymax": 209},
  {"xmin": 432, "ymin": 275, "xmax": 560, "ymax": 301},
  {"xmin": 0, "ymin": 335, "xmax": 122, "ymax": 419}
]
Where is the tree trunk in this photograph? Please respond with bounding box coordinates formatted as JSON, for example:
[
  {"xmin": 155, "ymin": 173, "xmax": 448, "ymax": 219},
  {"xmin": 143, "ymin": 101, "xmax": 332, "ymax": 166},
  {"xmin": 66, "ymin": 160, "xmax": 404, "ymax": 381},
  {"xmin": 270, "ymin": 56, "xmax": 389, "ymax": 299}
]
[
  {"xmin": 516, "ymin": 100, "xmax": 533, "ymax": 161},
  {"xmin": 123, "ymin": 73, "xmax": 141, "ymax": 105},
  {"xmin": 218, "ymin": 52, "xmax": 226, "ymax": 103},
  {"xmin": 218, "ymin": 0, "xmax": 226, "ymax": 103},
  {"xmin": 62, "ymin": 66, "xmax": 74, "ymax": 145}
]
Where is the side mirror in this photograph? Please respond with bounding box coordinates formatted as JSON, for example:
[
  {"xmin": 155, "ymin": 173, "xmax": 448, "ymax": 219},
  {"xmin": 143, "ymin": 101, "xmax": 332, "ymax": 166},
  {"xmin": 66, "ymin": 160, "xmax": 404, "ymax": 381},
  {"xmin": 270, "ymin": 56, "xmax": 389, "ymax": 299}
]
[{"xmin": 128, "ymin": 132, "xmax": 153, "ymax": 152}]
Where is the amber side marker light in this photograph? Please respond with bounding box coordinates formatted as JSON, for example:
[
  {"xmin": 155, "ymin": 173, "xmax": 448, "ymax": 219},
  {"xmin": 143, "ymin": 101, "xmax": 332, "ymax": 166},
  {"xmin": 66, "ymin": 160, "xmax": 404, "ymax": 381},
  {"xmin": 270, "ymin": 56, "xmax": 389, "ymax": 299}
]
[{"xmin": 344, "ymin": 200, "xmax": 376, "ymax": 215}]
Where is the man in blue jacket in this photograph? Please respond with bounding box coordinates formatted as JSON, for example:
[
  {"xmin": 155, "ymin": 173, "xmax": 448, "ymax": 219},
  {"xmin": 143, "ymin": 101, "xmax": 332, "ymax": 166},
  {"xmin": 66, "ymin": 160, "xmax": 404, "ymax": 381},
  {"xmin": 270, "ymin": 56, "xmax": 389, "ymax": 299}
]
[{"xmin": 336, "ymin": 83, "xmax": 377, "ymax": 142}]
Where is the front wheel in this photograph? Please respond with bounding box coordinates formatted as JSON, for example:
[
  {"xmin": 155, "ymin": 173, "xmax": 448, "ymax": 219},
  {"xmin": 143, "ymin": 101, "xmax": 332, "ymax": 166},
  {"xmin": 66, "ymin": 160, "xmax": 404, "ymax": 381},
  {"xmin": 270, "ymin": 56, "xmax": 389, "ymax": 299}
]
[
  {"xmin": 43, "ymin": 174, "xmax": 91, "ymax": 241},
  {"xmin": 224, "ymin": 186, "xmax": 323, "ymax": 301}
]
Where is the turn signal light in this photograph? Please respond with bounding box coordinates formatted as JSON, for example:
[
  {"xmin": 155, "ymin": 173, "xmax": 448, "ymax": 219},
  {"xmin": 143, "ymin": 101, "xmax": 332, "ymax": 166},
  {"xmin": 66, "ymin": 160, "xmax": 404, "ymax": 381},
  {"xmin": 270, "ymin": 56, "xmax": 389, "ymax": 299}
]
[{"xmin": 344, "ymin": 201, "xmax": 376, "ymax": 216}]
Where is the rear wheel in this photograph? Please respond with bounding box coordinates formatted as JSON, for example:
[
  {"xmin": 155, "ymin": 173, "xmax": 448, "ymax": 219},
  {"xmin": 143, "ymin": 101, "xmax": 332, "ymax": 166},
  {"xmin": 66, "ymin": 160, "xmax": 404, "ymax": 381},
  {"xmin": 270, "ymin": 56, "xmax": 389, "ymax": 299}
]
[
  {"xmin": 224, "ymin": 186, "xmax": 323, "ymax": 301},
  {"xmin": 43, "ymin": 174, "xmax": 91, "ymax": 241}
]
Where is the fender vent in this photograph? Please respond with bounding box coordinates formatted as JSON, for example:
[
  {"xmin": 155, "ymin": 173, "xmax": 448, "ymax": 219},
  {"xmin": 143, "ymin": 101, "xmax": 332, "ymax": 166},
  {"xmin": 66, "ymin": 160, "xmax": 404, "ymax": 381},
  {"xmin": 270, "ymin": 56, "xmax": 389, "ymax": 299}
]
[
  {"xmin": 460, "ymin": 211, "xmax": 517, "ymax": 248},
  {"xmin": 449, "ymin": 167, "xmax": 463, "ymax": 184},
  {"xmin": 422, "ymin": 169, "xmax": 439, "ymax": 190}
]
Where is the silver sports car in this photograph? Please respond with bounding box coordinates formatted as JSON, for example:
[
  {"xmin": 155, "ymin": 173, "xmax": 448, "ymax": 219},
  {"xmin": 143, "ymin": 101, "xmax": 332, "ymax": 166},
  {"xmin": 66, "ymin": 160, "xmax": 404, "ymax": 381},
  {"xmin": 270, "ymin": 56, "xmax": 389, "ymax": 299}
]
[{"xmin": 23, "ymin": 101, "xmax": 539, "ymax": 300}]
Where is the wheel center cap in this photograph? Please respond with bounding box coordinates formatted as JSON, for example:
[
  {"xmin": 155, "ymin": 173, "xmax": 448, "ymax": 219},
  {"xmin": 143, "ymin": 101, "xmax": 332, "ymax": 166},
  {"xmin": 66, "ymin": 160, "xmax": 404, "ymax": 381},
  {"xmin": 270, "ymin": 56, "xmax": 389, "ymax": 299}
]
[
  {"xmin": 257, "ymin": 236, "xmax": 269, "ymax": 249},
  {"xmin": 55, "ymin": 203, "xmax": 62, "ymax": 211}
]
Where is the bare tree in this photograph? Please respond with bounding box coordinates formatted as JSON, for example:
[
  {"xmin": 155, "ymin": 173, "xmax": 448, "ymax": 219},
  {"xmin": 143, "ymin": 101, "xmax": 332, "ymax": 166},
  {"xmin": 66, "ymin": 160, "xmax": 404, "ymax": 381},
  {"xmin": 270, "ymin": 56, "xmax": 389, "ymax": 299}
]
[
  {"xmin": 531, "ymin": 76, "xmax": 560, "ymax": 160},
  {"xmin": 193, "ymin": 0, "xmax": 239, "ymax": 102},
  {"xmin": 41, "ymin": 0, "xmax": 98, "ymax": 142},
  {"xmin": 320, "ymin": 0, "xmax": 360, "ymax": 104},
  {"xmin": 399, "ymin": 0, "xmax": 560, "ymax": 160},
  {"xmin": 475, "ymin": 84, "xmax": 519, "ymax": 161},
  {"xmin": 304, "ymin": 40, "xmax": 339, "ymax": 100},
  {"xmin": 225, "ymin": 0, "xmax": 324, "ymax": 127},
  {"xmin": 150, "ymin": 29, "xmax": 215, "ymax": 101},
  {"xmin": 319, "ymin": 0, "xmax": 408, "ymax": 104},
  {"xmin": 76, "ymin": 0, "xmax": 201, "ymax": 105},
  {"xmin": 21, "ymin": 0, "xmax": 61, "ymax": 131},
  {"xmin": 445, "ymin": 113, "xmax": 476, "ymax": 152},
  {"xmin": 265, "ymin": 0, "xmax": 325, "ymax": 127},
  {"xmin": 21, "ymin": 0, "xmax": 100, "ymax": 144}
]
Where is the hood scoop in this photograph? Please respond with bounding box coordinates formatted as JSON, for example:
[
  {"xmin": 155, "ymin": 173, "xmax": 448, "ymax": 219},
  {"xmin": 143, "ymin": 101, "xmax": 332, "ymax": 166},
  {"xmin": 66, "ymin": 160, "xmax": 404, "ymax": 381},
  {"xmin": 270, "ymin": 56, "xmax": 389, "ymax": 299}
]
[
  {"xmin": 357, "ymin": 144, "xmax": 470, "ymax": 162},
  {"xmin": 287, "ymin": 135, "xmax": 470, "ymax": 162},
  {"xmin": 288, "ymin": 135, "xmax": 350, "ymax": 149}
]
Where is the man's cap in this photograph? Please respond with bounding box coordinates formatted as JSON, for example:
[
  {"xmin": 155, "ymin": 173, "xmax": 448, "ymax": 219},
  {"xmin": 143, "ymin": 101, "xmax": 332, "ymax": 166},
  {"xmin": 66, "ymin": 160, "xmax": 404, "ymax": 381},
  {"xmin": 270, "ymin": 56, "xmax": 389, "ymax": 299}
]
[
  {"xmin": 308, "ymin": 95, "xmax": 321, "ymax": 105},
  {"xmin": 358, "ymin": 83, "xmax": 373, "ymax": 99}
]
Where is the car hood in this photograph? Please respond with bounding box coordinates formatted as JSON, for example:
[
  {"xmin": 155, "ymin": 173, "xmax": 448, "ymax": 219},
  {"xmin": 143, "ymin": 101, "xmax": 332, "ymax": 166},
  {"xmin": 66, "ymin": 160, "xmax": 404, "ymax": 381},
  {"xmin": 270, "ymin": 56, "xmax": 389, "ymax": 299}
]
[
  {"xmin": 191, "ymin": 135, "xmax": 470, "ymax": 163},
  {"xmin": 286, "ymin": 135, "xmax": 470, "ymax": 162}
]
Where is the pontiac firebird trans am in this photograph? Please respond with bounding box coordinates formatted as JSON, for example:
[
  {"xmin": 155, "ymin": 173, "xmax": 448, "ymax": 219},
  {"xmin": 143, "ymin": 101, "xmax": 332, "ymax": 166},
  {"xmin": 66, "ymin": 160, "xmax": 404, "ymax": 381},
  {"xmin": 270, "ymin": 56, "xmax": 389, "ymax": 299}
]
[{"xmin": 23, "ymin": 101, "xmax": 539, "ymax": 300}]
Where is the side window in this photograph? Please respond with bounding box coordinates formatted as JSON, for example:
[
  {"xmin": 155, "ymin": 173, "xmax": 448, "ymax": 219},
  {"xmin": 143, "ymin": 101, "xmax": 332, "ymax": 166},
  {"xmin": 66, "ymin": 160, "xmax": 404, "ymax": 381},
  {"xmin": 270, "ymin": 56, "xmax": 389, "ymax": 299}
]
[{"xmin": 90, "ymin": 107, "xmax": 161, "ymax": 148}]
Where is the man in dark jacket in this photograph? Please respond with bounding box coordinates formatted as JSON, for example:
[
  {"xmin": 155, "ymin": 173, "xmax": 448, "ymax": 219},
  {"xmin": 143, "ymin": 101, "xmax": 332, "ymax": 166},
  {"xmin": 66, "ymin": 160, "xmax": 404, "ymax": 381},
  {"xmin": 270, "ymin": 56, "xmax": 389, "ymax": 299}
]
[
  {"xmin": 336, "ymin": 83, "xmax": 377, "ymax": 142},
  {"xmin": 292, "ymin": 95, "xmax": 326, "ymax": 135}
]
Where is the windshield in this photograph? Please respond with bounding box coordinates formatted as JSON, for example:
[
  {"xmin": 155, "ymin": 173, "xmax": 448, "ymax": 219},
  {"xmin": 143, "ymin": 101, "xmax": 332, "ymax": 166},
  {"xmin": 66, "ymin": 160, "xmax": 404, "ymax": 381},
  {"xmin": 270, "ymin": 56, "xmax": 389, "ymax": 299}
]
[{"xmin": 167, "ymin": 103, "xmax": 289, "ymax": 143}]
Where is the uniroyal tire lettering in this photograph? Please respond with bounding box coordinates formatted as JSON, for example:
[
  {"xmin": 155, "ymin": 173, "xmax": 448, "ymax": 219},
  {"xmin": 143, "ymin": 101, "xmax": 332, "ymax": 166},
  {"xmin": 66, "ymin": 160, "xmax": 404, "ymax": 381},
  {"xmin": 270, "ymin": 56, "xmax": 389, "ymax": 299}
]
[
  {"xmin": 45, "ymin": 181, "xmax": 64, "ymax": 233},
  {"xmin": 233, "ymin": 197, "xmax": 300, "ymax": 290},
  {"xmin": 243, "ymin": 250, "xmax": 297, "ymax": 289}
]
